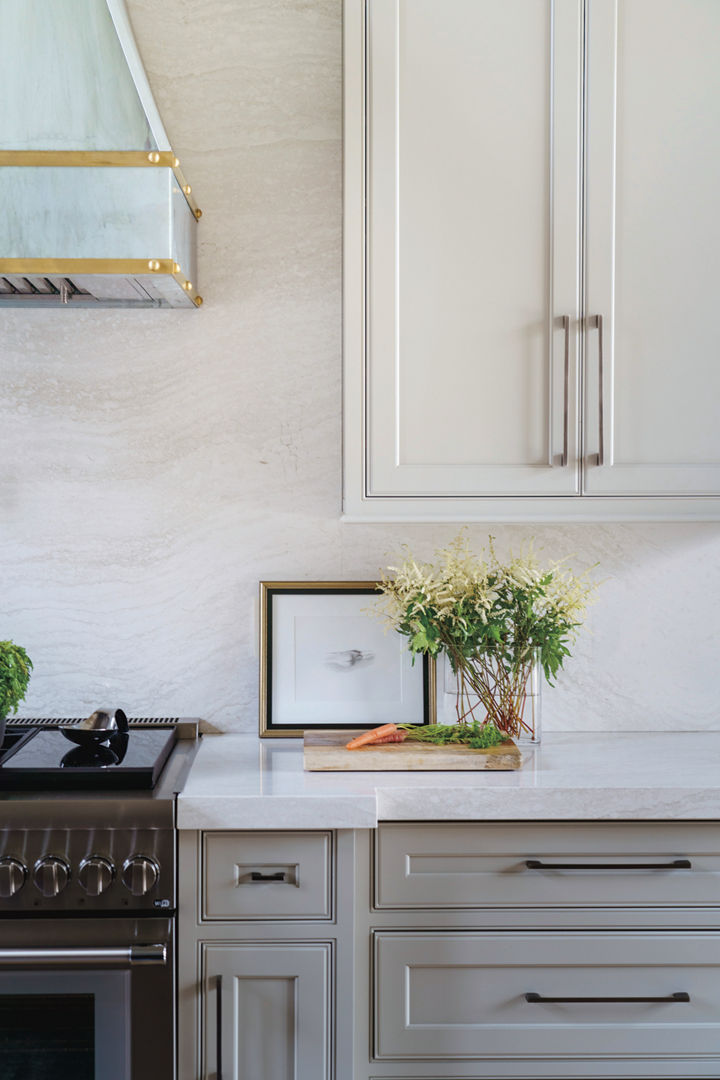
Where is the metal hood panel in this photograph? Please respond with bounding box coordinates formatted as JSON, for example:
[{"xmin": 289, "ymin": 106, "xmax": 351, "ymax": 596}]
[
  {"xmin": 0, "ymin": 0, "xmax": 167, "ymax": 151},
  {"xmin": 0, "ymin": 0, "xmax": 202, "ymax": 309}
]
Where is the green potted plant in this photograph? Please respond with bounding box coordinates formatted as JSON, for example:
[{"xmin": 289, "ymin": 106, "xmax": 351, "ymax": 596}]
[{"xmin": 0, "ymin": 641, "xmax": 33, "ymax": 745}]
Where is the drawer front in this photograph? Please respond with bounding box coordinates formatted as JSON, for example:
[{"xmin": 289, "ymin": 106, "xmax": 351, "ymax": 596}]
[
  {"xmin": 203, "ymin": 831, "xmax": 332, "ymax": 920},
  {"xmin": 374, "ymin": 930, "xmax": 720, "ymax": 1061},
  {"xmin": 376, "ymin": 822, "xmax": 720, "ymax": 909}
]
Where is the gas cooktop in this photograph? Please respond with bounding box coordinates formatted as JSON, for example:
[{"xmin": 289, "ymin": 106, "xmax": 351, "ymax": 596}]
[{"xmin": 0, "ymin": 720, "xmax": 195, "ymax": 792}]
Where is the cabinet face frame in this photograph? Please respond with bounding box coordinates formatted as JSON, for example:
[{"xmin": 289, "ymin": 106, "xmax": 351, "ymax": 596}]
[{"xmin": 343, "ymin": 0, "xmax": 720, "ymax": 521}]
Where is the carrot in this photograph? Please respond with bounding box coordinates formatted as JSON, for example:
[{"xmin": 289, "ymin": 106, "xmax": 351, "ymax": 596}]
[
  {"xmin": 346, "ymin": 723, "xmax": 398, "ymax": 750},
  {"xmin": 370, "ymin": 730, "xmax": 407, "ymax": 744}
]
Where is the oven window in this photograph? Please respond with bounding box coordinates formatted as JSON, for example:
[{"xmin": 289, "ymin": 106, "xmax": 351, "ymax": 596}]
[
  {"xmin": 0, "ymin": 993, "xmax": 94, "ymax": 1080},
  {"xmin": 0, "ymin": 972, "xmax": 130, "ymax": 1080}
]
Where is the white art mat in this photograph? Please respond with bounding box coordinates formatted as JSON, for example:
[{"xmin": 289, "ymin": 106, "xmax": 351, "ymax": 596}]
[{"xmin": 271, "ymin": 592, "xmax": 425, "ymax": 726}]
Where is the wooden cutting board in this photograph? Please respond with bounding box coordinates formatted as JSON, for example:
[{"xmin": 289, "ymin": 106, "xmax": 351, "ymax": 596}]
[{"xmin": 303, "ymin": 730, "xmax": 523, "ymax": 771}]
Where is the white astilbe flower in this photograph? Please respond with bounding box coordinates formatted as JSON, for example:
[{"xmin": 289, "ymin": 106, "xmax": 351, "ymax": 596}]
[
  {"xmin": 544, "ymin": 564, "xmax": 596, "ymax": 625},
  {"xmin": 376, "ymin": 533, "xmax": 598, "ymax": 659}
]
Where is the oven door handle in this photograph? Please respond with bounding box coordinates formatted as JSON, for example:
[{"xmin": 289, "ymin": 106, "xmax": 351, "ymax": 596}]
[{"xmin": 0, "ymin": 944, "xmax": 167, "ymax": 968}]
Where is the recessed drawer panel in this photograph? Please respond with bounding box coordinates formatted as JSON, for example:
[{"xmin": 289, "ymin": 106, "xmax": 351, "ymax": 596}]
[
  {"xmin": 202, "ymin": 831, "xmax": 332, "ymax": 920},
  {"xmin": 374, "ymin": 930, "xmax": 720, "ymax": 1060},
  {"xmin": 376, "ymin": 822, "xmax": 720, "ymax": 909}
]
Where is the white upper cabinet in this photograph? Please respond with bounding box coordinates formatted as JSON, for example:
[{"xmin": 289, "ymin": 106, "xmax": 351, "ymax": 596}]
[
  {"xmin": 584, "ymin": 0, "xmax": 720, "ymax": 497},
  {"xmin": 362, "ymin": 0, "xmax": 581, "ymax": 499},
  {"xmin": 344, "ymin": 0, "xmax": 720, "ymax": 520}
]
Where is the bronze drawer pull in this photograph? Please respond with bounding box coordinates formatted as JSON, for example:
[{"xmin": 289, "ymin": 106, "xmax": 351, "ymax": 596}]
[
  {"xmin": 250, "ymin": 871, "xmax": 286, "ymax": 882},
  {"xmin": 525, "ymin": 991, "xmax": 690, "ymax": 1004},
  {"xmin": 524, "ymin": 859, "xmax": 692, "ymax": 871},
  {"xmin": 216, "ymin": 974, "xmax": 223, "ymax": 1080}
]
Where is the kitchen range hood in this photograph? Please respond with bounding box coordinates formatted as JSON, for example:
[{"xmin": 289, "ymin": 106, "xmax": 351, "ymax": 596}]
[{"xmin": 0, "ymin": 0, "xmax": 202, "ymax": 308}]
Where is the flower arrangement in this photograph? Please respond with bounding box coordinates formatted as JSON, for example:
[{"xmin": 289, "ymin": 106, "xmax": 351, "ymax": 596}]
[{"xmin": 378, "ymin": 534, "xmax": 596, "ymax": 741}]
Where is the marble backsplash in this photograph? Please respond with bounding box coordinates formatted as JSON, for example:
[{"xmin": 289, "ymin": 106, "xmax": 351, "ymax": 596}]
[{"xmin": 2, "ymin": 0, "xmax": 719, "ymax": 732}]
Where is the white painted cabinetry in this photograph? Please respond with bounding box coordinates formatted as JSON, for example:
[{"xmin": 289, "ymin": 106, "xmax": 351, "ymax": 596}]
[
  {"xmin": 583, "ymin": 0, "xmax": 720, "ymax": 498},
  {"xmin": 179, "ymin": 822, "xmax": 720, "ymax": 1079},
  {"xmin": 203, "ymin": 942, "xmax": 331, "ymax": 1079},
  {"xmin": 343, "ymin": 0, "xmax": 720, "ymax": 520},
  {"xmin": 360, "ymin": 822, "xmax": 720, "ymax": 1078},
  {"xmin": 177, "ymin": 830, "xmax": 355, "ymax": 1080}
]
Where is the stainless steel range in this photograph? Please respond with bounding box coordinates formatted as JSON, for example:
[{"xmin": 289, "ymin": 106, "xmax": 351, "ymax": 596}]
[{"xmin": 0, "ymin": 716, "xmax": 200, "ymax": 1080}]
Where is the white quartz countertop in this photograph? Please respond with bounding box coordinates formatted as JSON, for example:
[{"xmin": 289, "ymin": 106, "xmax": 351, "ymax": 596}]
[{"xmin": 177, "ymin": 732, "xmax": 720, "ymax": 829}]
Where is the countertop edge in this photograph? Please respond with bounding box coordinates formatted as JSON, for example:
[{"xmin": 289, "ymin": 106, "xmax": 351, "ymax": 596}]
[{"xmin": 176, "ymin": 733, "xmax": 720, "ymax": 829}]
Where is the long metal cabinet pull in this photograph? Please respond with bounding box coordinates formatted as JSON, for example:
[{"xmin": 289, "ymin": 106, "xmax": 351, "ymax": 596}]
[
  {"xmin": 550, "ymin": 316, "xmax": 571, "ymax": 467},
  {"xmin": 525, "ymin": 859, "xmax": 692, "ymax": 871},
  {"xmin": 525, "ymin": 991, "xmax": 690, "ymax": 1005},
  {"xmin": 591, "ymin": 314, "xmax": 605, "ymax": 465},
  {"xmin": 0, "ymin": 944, "xmax": 167, "ymax": 967},
  {"xmin": 216, "ymin": 974, "xmax": 224, "ymax": 1080},
  {"xmin": 561, "ymin": 315, "xmax": 570, "ymax": 466}
]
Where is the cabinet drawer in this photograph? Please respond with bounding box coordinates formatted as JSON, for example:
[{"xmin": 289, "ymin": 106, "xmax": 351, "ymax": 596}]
[
  {"xmin": 374, "ymin": 930, "xmax": 720, "ymax": 1061},
  {"xmin": 375, "ymin": 822, "xmax": 720, "ymax": 909},
  {"xmin": 202, "ymin": 831, "xmax": 332, "ymax": 920}
]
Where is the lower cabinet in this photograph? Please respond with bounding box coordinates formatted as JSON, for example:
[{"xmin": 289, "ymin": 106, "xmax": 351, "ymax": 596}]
[
  {"xmin": 362, "ymin": 823, "xmax": 720, "ymax": 1080},
  {"xmin": 178, "ymin": 829, "xmax": 353, "ymax": 1080},
  {"xmin": 203, "ymin": 942, "xmax": 332, "ymax": 1080},
  {"xmin": 180, "ymin": 823, "xmax": 720, "ymax": 1080}
]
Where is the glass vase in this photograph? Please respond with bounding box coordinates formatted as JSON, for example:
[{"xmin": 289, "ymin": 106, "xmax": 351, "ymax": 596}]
[{"xmin": 448, "ymin": 647, "xmax": 542, "ymax": 745}]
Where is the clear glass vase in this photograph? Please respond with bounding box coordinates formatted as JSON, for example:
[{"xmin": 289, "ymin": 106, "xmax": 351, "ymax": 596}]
[{"xmin": 447, "ymin": 647, "xmax": 542, "ymax": 745}]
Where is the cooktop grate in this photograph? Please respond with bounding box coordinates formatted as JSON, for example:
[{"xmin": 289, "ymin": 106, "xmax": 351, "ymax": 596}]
[{"xmin": 7, "ymin": 716, "xmax": 183, "ymax": 727}]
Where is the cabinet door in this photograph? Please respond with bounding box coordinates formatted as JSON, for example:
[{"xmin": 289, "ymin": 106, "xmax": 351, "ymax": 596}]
[
  {"xmin": 584, "ymin": 0, "xmax": 720, "ymax": 495},
  {"xmin": 203, "ymin": 942, "xmax": 331, "ymax": 1080},
  {"xmin": 349, "ymin": 0, "xmax": 583, "ymax": 499}
]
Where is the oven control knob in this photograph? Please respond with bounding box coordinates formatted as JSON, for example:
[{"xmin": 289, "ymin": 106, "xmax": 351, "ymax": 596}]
[
  {"xmin": 0, "ymin": 857, "xmax": 27, "ymax": 898},
  {"xmin": 122, "ymin": 855, "xmax": 159, "ymax": 897},
  {"xmin": 78, "ymin": 856, "xmax": 115, "ymax": 897},
  {"xmin": 33, "ymin": 856, "xmax": 70, "ymax": 898}
]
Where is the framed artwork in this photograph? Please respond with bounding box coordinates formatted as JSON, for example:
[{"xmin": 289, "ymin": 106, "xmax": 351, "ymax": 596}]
[{"xmin": 259, "ymin": 582, "xmax": 433, "ymax": 737}]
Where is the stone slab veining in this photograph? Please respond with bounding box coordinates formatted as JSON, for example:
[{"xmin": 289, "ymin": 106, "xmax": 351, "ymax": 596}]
[
  {"xmin": 177, "ymin": 731, "xmax": 720, "ymax": 829},
  {"xmin": 3, "ymin": 0, "xmax": 720, "ymax": 737}
]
